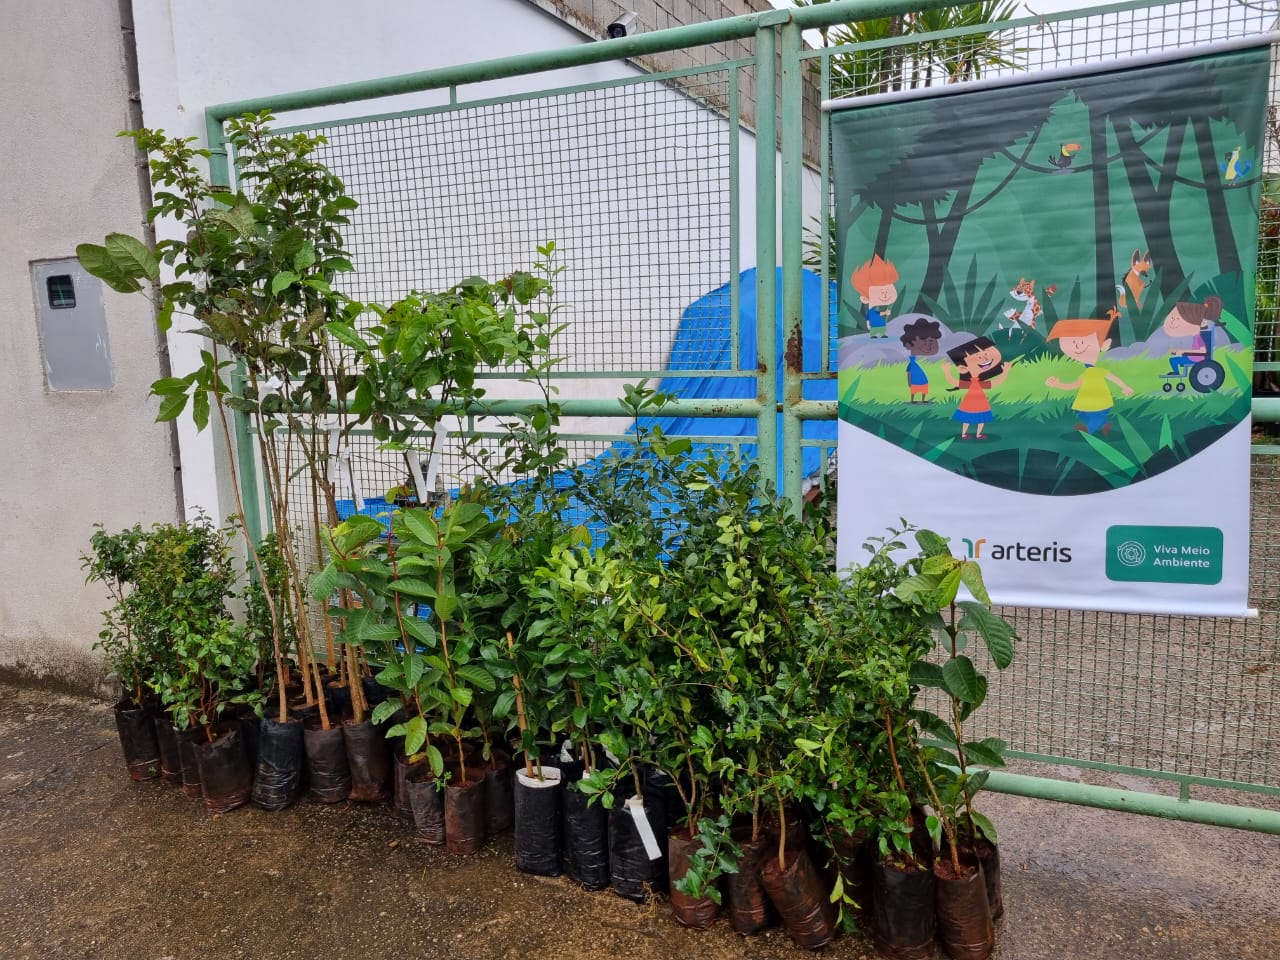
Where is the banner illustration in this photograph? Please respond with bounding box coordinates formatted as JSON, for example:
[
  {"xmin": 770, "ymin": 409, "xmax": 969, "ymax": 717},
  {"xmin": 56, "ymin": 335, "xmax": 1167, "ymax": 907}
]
[{"xmin": 830, "ymin": 41, "xmax": 1270, "ymax": 616}]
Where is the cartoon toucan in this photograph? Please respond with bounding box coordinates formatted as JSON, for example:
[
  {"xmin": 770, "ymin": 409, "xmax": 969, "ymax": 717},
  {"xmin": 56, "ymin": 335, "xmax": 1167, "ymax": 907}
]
[
  {"xmin": 1048, "ymin": 143, "xmax": 1082, "ymax": 170},
  {"xmin": 1221, "ymin": 147, "xmax": 1253, "ymax": 185}
]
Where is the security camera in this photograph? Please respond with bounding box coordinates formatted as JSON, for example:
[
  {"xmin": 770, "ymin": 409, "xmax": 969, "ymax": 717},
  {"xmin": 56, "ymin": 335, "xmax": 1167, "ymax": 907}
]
[{"xmin": 607, "ymin": 11, "xmax": 639, "ymax": 39}]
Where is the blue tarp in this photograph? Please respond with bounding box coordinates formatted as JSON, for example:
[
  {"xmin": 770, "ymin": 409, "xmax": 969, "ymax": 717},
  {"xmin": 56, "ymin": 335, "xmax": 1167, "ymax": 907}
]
[{"xmin": 638, "ymin": 266, "xmax": 838, "ymax": 487}]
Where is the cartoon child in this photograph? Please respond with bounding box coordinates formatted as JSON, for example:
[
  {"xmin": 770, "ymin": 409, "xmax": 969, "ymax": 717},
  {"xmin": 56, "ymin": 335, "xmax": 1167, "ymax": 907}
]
[
  {"xmin": 1045, "ymin": 318, "xmax": 1134, "ymax": 436},
  {"xmin": 1162, "ymin": 295, "xmax": 1224, "ymax": 378},
  {"xmin": 900, "ymin": 317, "xmax": 941, "ymax": 403},
  {"xmin": 851, "ymin": 254, "xmax": 899, "ymax": 339},
  {"xmin": 942, "ymin": 336, "xmax": 1010, "ymax": 440}
]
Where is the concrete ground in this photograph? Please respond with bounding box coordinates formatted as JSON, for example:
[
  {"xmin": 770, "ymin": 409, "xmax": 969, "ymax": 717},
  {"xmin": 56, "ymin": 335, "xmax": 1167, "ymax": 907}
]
[{"xmin": 1, "ymin": 680, "xmax": 1277, "ymax": 960}]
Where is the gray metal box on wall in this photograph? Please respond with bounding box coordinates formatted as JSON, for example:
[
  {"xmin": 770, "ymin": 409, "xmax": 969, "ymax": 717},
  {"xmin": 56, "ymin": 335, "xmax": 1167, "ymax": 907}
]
[{"xmin": 30, "ymin": 259, "xmax": 114, "ymax": 391}]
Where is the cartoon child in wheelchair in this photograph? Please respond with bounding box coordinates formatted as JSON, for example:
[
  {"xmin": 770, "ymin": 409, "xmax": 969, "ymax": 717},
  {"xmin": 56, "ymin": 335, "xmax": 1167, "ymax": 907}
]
[{"xmin": 1160, "ymin": 295, "xmax": 1225, "ymax": 394}]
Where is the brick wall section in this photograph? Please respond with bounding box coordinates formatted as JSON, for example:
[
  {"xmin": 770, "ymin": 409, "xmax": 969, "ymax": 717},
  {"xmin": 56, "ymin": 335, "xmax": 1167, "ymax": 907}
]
[{"xmin": 521, "ymin": 0, "xmax": 823, "ymax": 164}]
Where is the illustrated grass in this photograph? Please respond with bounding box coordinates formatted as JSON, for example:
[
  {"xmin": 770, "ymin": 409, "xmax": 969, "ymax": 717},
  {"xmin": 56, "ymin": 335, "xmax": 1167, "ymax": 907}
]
[{"xmin": 839, "ymin": 350, "xmax": 1253, "ymax": 495}]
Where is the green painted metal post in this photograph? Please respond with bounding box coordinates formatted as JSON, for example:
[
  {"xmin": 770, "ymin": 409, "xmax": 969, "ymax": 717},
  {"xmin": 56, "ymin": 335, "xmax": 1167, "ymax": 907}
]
[
  {"xmin": 755, "ymin": 25, "xmax": 779, "ymax": 499},
  {"xmin": 780, "ymin": 21, "xmax": 806, "ymax": 515}
]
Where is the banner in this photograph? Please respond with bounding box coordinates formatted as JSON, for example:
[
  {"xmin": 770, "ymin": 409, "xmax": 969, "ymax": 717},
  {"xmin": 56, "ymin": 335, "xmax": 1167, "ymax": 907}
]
[{"xmin": 829, "ymin": 41, "xmax": 1271, "ymax": 616}]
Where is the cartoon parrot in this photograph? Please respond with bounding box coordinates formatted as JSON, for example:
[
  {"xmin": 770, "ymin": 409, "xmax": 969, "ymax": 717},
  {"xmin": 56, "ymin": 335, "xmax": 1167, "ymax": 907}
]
[
  {"xmin": 1221, "ymin": 147, "xmax": 1253, "ymax": 184},
  {"xmin": 1047, "ymin": 143, "xmax": 1082, "ymax": 170}
]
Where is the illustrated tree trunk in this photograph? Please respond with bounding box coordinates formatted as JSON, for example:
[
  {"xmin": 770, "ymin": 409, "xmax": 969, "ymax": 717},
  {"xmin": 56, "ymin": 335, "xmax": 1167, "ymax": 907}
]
[
  {"xmin": 1190, "ymin": 113, "xmax": 1242, "ymax": 278},
  {"xmin": 1089, "ymin": 104, "xmax": 1121, "ymax": 336},
  {"xmin": 1112, "ymin": 118, "xmax": 1187, "ymax": 299},
  {"xmin": 874, "ymin": 203, "xmax": 895, "ymax": 260},
  {"xmin": 915, "ymin": 172, "xmax": 979, "ymax": 312}
]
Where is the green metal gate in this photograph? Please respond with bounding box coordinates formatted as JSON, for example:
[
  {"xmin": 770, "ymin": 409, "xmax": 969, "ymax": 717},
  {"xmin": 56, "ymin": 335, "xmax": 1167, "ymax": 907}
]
[{"xmin": 208, "ymin": 0, "xmax": 1280, "ymax": 830}]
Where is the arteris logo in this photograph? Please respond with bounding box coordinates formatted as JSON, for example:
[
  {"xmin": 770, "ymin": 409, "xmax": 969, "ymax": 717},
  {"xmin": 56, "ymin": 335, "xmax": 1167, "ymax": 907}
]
[{"xmin": 959, "ymin": 536, "xmax": 1073, "ymax": 563}]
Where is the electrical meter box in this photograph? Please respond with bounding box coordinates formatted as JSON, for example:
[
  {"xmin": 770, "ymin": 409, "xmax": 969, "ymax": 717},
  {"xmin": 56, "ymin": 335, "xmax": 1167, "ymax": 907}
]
[{"xmin": 31, "ymin": 258, "xmax": 115, "ymax": 391}]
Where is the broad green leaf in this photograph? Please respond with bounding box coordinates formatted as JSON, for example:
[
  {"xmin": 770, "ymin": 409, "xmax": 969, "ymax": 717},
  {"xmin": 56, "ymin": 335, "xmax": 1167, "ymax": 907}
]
[
  {"xmin": 922, "ymin": 554, "xmax": 956, "ymax": 576},
  {"xmin": 404, "ymin": 653, "xmax": 425, "ymax": 691},
  {"xmin": 310, "ymin": 561, "xmax": 339, "ymax": 600},
  {"xmin": 391, "ymin": 577, "xmax": 436, "ymax": 599},
  {"xmin": 370, "ymin": 699, "xmax": 399, "ymax": 725},
  {"xmin": 105, "ymin": 233, "xmax": 159, "ymax": 281},
  {"xmin": 957, "ymin": 602, "xmax": 1016, "ymax": 670},
  {"xmin": 451, "ymin": 686, "xmax": 473, "ymax": 708},
  {"xmin": 191, "ymin": 390, "xmax": 210, "ymax": 431},
  {"xmin": 155, "ymin": 391, "xmax": 188, "ymax": 422},
  {"xmin": 455, "ymin": 664, "xmax": 496, "ymax": 692},
  {"xmin": 969, "ymin": 810, "xmax": 998, "ymax": 844},
  {"xmin": 961, "ymin": 738, "xmax": 1007, "ymax": 768},
  {"xmin": 270, "ymin": 271, "xmax": 299, "ymax": 295},
  {"xmin": 425, "ymin": 744, "xmax": 444, "ymax": 778},
  {"xmin": 958, "ymin": 562, "xmax": 991, "ymax": 606},
  {"xmin": 403, "ymin": 715, "xmax": 427, "ymax": 755},
  {"xmin": 933, "ymin": 565, "xmax": 962, "ymax": 608},
  {"xmin": 941, "ymin": 655, "xmax": 983, "ymax": 704},
  {"xmin": 76, "ymin": 242, "xmax": 144, "ymax": 293},
  {"xmin": 401, "ymin": 509, "xmax": 437, "ymax": 546},
  {"xmin": 492, "ymin": 688, "xmax": 516, "ymax": 719},
  {"xmin": 915, "ymin": 710, "xmax": 957, "ymax": 745},
  {"xmin": 794, "ymin": 737, "xmax": 823, "ymax": 755},
  {"xmin": 151, "ymin": 377, "xmax": 189, "ymax": 396},
  {"xmin": 293, "ymin": 243, "xmax": 317, "ymax": 272},
  {"xmin": 325, "ymin": 321, "xmax": 370, "ymax": 352},
  {"xmin": 908, "ymin": 660, "xmax": 945, "ymax": 688},
  {"xmin": 915, "ymin": 529, "xmax": 951, "ymax": 558}
]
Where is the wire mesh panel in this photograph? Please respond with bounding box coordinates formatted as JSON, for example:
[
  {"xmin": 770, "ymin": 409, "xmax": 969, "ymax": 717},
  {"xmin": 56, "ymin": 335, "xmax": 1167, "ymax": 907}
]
[
  {"xmin": 291, "ymin": 66, "xmax": 743, "ymax": 376},
  {"xmin": 815, "ymin": 0, "xmax": 1280, "ymax": 794}
]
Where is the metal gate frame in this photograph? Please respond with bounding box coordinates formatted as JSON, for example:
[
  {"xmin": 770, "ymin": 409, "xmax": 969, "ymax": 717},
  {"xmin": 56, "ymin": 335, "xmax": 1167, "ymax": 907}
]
[{"xmin": 204, "ymin": 0, "xmax": 1280, "ymax": 831}]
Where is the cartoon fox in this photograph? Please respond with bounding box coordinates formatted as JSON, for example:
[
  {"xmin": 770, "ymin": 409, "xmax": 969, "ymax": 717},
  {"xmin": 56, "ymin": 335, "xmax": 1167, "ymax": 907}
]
[{"xmin": 1116, "ymin": 250, "xmax": 1152, "ymax": 310}]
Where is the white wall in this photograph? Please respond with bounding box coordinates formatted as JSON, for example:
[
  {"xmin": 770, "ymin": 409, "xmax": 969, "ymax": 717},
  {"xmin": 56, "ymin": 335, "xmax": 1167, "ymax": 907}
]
[{"xmin": 0, "ymin": 0, "xmax": 181, "ymax": 688}]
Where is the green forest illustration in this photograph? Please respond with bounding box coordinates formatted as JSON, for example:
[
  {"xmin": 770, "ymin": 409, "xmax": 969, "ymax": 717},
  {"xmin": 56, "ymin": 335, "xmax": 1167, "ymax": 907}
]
[{"xmin": 832, "ymin": 46, "xmax": 1268, "ymax": 496}]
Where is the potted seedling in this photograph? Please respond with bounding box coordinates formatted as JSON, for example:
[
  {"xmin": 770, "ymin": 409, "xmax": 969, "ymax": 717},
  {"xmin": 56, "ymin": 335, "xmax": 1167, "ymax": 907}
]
[
  {"xmin": 895, "ymin": 531, "xmax": 1019, "ymax": 960},
  {"xmin": 82, "ymin": 524, "xmax": 161, "ymax": 782}
]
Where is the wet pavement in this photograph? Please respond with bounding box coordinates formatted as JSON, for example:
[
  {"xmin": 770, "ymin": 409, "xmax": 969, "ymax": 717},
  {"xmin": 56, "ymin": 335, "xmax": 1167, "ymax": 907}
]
[{"xmin": 1, "ymin": 680, "xmax": 1276, "ymax": 960}]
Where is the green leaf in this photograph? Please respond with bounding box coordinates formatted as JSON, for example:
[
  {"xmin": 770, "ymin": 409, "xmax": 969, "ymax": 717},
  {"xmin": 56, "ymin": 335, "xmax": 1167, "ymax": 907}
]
[
  {"xmin": 455, "ymin": 664, "xmax": 496, "ymax": 692},
  {"xmin": 325, "ymin": 322, "xmax": 370, "ymax": 352},
  {"xmin": 915, "ymin": 529, "xmax": 951, "ymax": 558},
  {"xmin": 155, "ymin": 391, "xmax": 188, "ymax": 422},
  {"xmin": 921, "ymin": 554, "xmax": 956, "ymax": 576},
  {"xmin": 794, "ymin": 737, "xmax": 823, "ymax": 756},
  {"xmin": 105, "ymin": 233, "xmax": 159, "ymax": 281},
  {"xmin": 915, "ymin": 710, "xmax": 957, "ymax": 745},
  {"xmin": 961, "ymin": 738, "xmax": 1007, "ymax": 768},
  {"xmin": 492, "ymin": 689, "xmax": 516, "ymax": 719},
  {"xmin": 151, "ymin": 377, "xmax": 189, "ymax": 396},
  {"xmin": 370, "ymin": 699, "xmax": 399, "ymax": 725},
  {"xmin": 401, "ymin": 509, "xmax": 437, "ymax": 546},
  {"xmin": 403, "ymin": 715, "xmax": 427, "ymax": 755},
  {"xmin": 968, "ymin": 810, "xmax": 998, "ymax": 844},
  {"xmin": 908, "ymin": 660, "xmax": 945, "ymax": 688},
  {"xmin": 957, "ymin": 602, "xmax": 1016, "ymax": 670},
  {"xmin": 293, "ymin": 243, "xmax": 317, "ymax": 272},
  {"xmin": 941, "ymin": 655, "xmax": 983, "ymax": 704},
  {"xmin": 270, "ymin": 271, "xmax": 299, "ymax": 295},
  {"xmin": 392, "ymin": 578, "xmax": 436, "ymax": 600},
  {"xmin": 451, "ymin": 686, "xmax": 473, "ymax": 708},
  {"xmin": 191, "ymin": 390, "xmax": 210, "ymax": 431},
  {"xmin": 404, "ymin": 653, "xmax": 425, "ymax": 692},
  {"xmin": 76, "ymin": 241, "xmax": 144, "ymax": 293},
  {"xmin": 310, "ymin": 561, "xmax": 339, "ymax": 600},
  {"xmin": 958, "ymin": 562, "xmax": 991, "ymax": 606}
]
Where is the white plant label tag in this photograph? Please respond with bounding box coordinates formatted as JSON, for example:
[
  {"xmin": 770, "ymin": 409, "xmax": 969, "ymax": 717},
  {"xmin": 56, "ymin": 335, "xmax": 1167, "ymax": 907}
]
[{"xmin": 625, "ymin": 795, "xmax": 662, "ymax": 860}]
